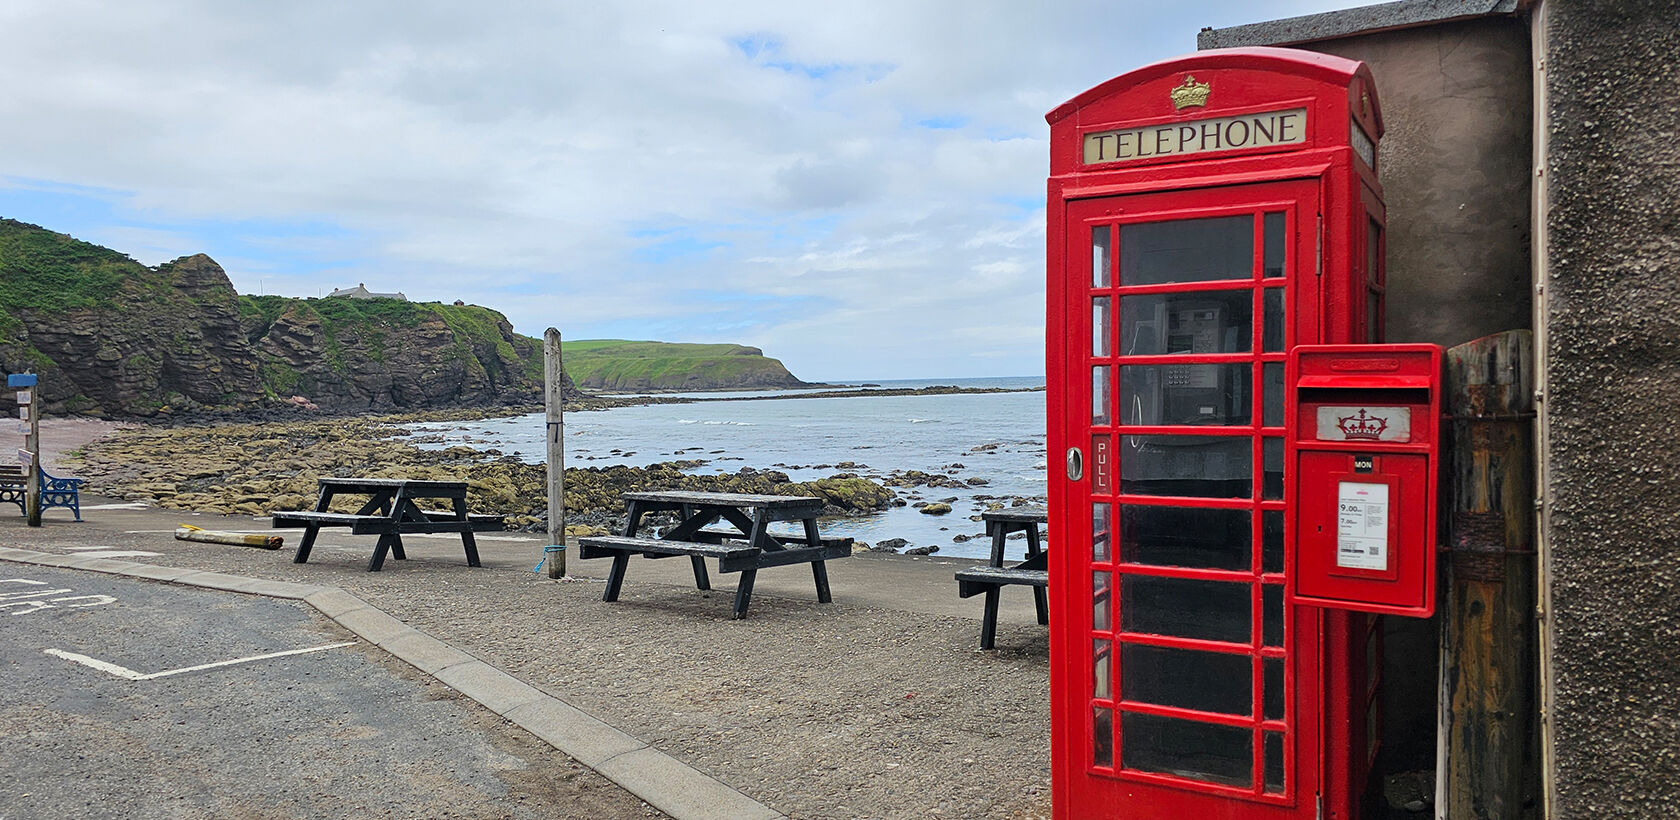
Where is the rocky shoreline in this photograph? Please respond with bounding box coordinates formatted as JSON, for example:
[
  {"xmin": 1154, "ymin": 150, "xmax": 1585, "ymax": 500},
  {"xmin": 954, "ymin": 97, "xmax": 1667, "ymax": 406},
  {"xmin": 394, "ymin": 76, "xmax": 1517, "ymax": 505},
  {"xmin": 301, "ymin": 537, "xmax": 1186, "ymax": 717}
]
[{"xmin": 65, "ymin": 411, "xmax": 899, "ymax": 537}]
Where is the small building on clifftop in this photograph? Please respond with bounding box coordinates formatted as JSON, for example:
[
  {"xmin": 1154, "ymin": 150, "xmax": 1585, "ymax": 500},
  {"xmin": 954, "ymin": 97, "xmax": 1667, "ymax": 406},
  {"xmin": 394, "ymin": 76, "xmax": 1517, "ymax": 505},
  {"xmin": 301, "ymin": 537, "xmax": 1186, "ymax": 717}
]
[{"xmin": 327, "ymin": 283, "xmax": 407, "ymax": 301}]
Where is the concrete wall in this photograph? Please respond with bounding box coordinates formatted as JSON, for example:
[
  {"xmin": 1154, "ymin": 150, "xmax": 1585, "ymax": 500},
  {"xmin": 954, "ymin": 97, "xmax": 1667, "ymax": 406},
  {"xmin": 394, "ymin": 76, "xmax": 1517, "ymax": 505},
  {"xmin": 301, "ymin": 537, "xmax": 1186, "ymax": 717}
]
[
  {"xmin": 1207, "ymin": 16, "xmax": 1534, "ymax": 347},
  {"xmin": 1309, "ymin": 18, "xmax": 1533, "ymax": 347},
  {"xmin": 1541, "ymin": 0, "xmax": 1680, "ymax": 815}
]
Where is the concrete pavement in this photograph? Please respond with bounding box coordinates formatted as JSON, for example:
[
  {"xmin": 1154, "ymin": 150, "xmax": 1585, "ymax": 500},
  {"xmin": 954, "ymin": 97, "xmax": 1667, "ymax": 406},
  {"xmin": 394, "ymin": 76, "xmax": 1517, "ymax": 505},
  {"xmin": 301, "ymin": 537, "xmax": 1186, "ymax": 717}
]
[{"xmin": 0, "ymin": 498, "xmax": 1052, "ymax": 820}]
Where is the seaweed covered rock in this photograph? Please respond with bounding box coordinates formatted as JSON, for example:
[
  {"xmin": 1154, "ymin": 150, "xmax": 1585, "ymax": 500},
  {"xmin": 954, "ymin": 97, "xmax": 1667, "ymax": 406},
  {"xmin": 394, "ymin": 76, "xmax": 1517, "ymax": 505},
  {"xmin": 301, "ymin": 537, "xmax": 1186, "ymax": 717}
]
[{"xmin": 69, "ymin": 412, "xmax": 897, "ymax": 524}]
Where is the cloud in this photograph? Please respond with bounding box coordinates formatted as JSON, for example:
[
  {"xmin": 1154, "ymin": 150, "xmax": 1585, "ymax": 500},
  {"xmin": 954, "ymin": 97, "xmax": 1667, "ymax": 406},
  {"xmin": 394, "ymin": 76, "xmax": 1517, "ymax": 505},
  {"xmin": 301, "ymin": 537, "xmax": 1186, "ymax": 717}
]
[{"xmin": 0, "ymin": 0, "xmax": 1368, "ymax": 380}]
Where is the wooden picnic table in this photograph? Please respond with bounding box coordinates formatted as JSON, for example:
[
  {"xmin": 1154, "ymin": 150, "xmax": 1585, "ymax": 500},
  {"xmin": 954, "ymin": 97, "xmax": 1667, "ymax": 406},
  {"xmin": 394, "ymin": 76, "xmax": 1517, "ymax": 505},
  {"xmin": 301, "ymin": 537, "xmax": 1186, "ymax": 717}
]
[
  {"xmin": 270, "ymin": 477, "xmax": 502, "ymax": 572},
  {"xmin": 955, "ymin": 506, "xmax": 1049, "ymax": 649},
  {"xmin": 577, "ymin": 490, "xmax": 853, "ymax": 618}
]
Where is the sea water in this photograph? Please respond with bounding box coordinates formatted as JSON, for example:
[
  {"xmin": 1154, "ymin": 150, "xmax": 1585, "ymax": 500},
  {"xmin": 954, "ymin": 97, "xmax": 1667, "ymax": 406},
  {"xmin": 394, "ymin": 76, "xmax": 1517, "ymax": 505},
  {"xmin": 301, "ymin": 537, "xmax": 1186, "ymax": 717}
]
[{"xmin": 401, "ymin": 376, "xmax": 1048, "ymax": 560}]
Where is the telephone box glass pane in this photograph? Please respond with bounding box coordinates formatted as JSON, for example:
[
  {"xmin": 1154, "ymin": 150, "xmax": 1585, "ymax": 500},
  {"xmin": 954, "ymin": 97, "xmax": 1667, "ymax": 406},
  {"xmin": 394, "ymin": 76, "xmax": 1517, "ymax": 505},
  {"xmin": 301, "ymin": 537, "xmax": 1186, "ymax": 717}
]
[
  {"xmin": 1367, "ymin": 219, "xmax": 1382, "ymax": 288},
  {"xmin": 1264, "ymin": 731, "xmax": 1286, "ymax": 793},
  {"xmin": 1093, "ymin": 503, "xmax": 1113, "ymax": 562},
  {"xmin": 1094, "ymin": 707, "xmax": 1114, "ymax": 767},
  {"xmin": 1121, "ymin": 713, "xmax": 1253, "ymax": 788},
  {"xmin": 1262, "ymin": 362, "xmax": 1284, "ymax": 427},
  {"xmin": 1264, "ymin": 657, "xmax": 1285, "ymax": 720},
  {"xmin": 1094, "ymin": 571, "xmax": 1113, "ymax": 631},
  {"xmin": 1118, "ymin": 291, "xmax": 1252, "ymax": 355},
  {"xmin": 1092, "ymin": 366, "xmax": 1111, "ymax": 425},
  {"xmin": 1120, "ymin": 365, "xmax": 1252, "ymax": 427},
  {"xmin": 1263, "ymin": 289, "xmax": 1285, "ymax": 351},
  {"xmin": 1122, "ymin": 576, "xmax": 1250, "ymax": 643},
  {"xmin": 1263, "ymin": 212, "xmax": 1286, "ymax": 277},
  {"xmin": 1093, "ymin": 297, "xmax": 1111, "ymax": 356},
  {"xmin": 1368, "ymin": 289, "xmax": 1383, "ymax": 344},
  {"xmin": 1262, "ymin": 437, "xmax": 1284, "ymax": 500},
  {"xmin": 1119, "ymin": 505, "xmax": 1250, "ymax": 570},
  {"xmin": 1262, "ymin": 510, "xmax": 1284, "ymax": 574},
  {"xmin": 1120, "ymin": 215, "xmax": 1253, "ymax": 286},
  {"xmin": 1119, "ymin": 435, "xmax": 1251, "ymax": 499},
  {"xmin": 1094, "ymin": 639, "xmax": 1113, "ymax": 699},
  {"xmin": 1263, "ymin": 584, "xmax": 1285, "ymax": 648},
  {"xmin": 1121, "ymin": 645, "xmax": 1251, "ymax": 716},
  {"xmin": 1093, "ymin": 225, "xmax": 1112, "ymax": 288}
]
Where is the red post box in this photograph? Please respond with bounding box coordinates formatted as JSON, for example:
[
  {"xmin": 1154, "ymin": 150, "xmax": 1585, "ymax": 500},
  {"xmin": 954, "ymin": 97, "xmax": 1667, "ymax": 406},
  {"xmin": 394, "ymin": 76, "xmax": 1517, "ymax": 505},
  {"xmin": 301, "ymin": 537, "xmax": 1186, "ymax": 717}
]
[
  {"xmin": 1288, "ymin": 345, "xmax": 1442, "ymax": 617},
  {"xmin": 1046, "ymin": 47, "xmax": 1390, "ymax": 820}
]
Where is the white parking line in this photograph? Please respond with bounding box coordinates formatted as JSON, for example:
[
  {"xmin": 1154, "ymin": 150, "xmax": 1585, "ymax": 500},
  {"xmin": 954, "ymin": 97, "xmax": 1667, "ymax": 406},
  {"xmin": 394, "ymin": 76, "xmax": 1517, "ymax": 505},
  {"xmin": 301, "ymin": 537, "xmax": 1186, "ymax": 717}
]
[{"xmin": 44, "ymin": 642, "xmax": 357, "ymax": 680}]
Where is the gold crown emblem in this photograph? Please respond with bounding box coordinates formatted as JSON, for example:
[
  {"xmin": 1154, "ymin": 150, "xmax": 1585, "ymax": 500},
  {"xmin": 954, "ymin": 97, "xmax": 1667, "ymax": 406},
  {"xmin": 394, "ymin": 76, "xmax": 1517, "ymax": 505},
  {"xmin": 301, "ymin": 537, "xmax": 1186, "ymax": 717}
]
[{"xmin": 1170, "ymin": 75, "xmax": 1212, "ymax": 110}]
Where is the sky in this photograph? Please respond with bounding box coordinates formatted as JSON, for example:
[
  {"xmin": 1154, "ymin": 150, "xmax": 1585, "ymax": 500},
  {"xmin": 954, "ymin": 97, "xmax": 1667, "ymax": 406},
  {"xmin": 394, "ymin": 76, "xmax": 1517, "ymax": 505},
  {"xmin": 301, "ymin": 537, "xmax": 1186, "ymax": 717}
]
[{"xmin": 0, "ymin": 0, "xmax": 1369, "ymax": 382}]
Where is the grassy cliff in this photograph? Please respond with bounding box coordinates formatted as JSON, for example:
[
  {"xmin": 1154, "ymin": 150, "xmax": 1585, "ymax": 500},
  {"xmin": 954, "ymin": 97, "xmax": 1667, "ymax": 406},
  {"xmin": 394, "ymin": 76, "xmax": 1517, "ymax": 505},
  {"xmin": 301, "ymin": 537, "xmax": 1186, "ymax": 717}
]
[
  {"xmin": 0, "ymin": 218, "xmax": 552, "ymax": 415},
  {"xmin": 560, "ymin": 339, "xmax": 810, "ymax": 391}
]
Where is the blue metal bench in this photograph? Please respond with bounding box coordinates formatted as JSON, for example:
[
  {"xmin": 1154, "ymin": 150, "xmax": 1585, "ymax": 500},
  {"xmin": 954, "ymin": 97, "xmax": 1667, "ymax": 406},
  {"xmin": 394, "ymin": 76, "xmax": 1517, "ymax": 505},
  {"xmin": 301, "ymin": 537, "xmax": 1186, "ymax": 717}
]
[{"xmin": 1, "ymin": 464, "xmax": 84, "ymax": 521}]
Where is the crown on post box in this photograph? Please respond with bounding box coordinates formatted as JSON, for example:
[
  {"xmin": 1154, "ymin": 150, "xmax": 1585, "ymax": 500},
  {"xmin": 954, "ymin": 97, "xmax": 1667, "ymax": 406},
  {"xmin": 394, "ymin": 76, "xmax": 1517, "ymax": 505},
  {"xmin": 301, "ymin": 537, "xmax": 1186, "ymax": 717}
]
[
  {"xmin": 1336, "ymin": 409, "xmax": 1390, "ymax": 441},
  {"xmin": 1169, "ymin": 75, "xmax": 1211, "ymax": 110}
]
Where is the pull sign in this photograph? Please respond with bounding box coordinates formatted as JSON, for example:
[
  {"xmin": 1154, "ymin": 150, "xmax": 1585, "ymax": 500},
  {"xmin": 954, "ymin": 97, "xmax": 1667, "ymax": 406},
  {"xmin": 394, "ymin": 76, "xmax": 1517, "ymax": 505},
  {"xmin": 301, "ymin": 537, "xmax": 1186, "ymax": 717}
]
[{"xmin": 1066, "ymin": 447, "xmax": 1084, "ymax": 481}]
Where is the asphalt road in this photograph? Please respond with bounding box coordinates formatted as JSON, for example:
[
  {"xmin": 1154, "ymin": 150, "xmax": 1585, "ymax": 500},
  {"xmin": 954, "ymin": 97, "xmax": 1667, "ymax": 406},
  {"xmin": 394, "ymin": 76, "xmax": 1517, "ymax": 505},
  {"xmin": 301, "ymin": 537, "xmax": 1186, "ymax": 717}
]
[{"xmin": 0, "ymin": 566, "xmax": 663, "ymax": 820}]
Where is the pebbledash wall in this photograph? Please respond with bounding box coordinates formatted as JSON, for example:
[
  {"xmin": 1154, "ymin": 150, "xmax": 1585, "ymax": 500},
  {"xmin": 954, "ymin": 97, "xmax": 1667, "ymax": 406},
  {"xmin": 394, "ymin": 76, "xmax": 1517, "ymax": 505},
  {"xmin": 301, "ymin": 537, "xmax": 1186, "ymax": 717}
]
[{"xmin": 1202, "ymin": 0, "xmax": 1680, "ymax": 817}]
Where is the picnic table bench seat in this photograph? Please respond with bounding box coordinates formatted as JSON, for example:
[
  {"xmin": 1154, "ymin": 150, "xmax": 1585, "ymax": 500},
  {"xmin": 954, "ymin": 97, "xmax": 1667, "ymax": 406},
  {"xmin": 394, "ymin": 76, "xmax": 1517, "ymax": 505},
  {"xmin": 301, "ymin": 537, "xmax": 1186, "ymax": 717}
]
[
  {"xmin": 579, "ymin": 534, "xmax": 762, "ymax": 565},
  {"xmin": 691, "ymin": 527, "xmax": 852, "ymax": 549},
  {"xmin": 270, "ymin": 510, "xmax": 505, "ymax": 534},
  {"xmin": 955, "ymin": 565, "xmax": 1050, "ymax": 597}
]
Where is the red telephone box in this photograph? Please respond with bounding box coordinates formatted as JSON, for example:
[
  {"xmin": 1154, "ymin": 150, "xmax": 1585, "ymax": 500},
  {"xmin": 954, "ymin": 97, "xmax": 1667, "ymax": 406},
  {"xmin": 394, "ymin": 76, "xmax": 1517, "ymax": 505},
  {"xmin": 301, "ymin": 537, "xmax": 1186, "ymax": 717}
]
[{"xmin": 1046, "ymin": 48, "xmax": 1388, "ymax": 819}]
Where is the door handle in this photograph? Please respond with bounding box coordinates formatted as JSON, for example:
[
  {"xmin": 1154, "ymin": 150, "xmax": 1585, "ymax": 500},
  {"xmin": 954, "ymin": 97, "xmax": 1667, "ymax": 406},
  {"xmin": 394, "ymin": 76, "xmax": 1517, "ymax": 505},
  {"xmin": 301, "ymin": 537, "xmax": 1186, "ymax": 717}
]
[{"xmin": 1066, "ymin": 447, "xmax": 1084, "ymax": 481}]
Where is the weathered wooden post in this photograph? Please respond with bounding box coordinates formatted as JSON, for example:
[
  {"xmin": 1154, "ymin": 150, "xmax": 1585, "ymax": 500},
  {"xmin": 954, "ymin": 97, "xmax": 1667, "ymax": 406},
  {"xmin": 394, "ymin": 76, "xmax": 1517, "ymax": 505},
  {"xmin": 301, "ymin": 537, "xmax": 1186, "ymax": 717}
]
[
  {"xmin": 11, "ymin": 373, "xmax": 42, "ymax": 527},
  {"xmin": 543, "ymin": 328, "xmax": 567, "ymax": 578},
  {"xmin": 1439, "ymin": 330, "xmax": 1539, "ymax": 819}
]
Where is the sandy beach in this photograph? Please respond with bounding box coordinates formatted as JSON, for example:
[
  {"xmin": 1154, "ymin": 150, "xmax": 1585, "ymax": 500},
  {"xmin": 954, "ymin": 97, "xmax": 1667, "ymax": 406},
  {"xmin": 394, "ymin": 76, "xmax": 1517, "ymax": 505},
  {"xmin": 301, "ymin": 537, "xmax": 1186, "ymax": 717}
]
[{"xmin": 0, "ymin": 416, "xmax": 127, "ymax": 472}]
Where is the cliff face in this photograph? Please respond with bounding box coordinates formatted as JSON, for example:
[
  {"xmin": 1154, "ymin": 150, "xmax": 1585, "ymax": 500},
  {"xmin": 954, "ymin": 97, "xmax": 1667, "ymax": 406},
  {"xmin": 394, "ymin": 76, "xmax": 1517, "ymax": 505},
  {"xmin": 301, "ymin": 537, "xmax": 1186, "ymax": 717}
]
[{"xmin": 0, "ymin": 219, "xmax": 564, "ymax": 416}]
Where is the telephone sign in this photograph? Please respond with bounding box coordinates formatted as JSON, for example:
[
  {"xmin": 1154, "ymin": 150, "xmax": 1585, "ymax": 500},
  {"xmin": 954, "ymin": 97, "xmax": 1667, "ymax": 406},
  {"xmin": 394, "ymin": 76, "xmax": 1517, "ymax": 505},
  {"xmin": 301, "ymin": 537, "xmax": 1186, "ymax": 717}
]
[{"xmin": 1047, "ymin": 47, "xmax": 1389, "ymax": 819}]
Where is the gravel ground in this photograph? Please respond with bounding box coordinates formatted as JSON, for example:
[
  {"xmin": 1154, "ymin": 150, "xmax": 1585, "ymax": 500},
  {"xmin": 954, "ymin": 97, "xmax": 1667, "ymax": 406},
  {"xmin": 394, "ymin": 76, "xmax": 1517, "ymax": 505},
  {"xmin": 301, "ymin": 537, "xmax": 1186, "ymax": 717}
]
[{"xmin": 1, "ymin": 509, "xmax": 1053, "ymax": 820}]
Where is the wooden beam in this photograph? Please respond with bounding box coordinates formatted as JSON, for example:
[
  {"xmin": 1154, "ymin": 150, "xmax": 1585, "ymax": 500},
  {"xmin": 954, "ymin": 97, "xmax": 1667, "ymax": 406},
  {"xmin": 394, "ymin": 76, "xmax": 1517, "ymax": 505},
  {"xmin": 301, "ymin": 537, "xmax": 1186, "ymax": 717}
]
[{"xmin": 1441, "ymin": 330, "xmax": 1540, "ymax": 819}]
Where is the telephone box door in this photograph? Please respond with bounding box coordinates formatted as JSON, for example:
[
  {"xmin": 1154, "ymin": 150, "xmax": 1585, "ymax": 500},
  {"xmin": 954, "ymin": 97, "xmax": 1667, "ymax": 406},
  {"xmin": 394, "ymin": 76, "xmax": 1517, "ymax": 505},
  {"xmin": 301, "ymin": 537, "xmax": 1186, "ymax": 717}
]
[{"xmin": 1051, "ymin": 180, "xmax": 1326, "ymax": 818}]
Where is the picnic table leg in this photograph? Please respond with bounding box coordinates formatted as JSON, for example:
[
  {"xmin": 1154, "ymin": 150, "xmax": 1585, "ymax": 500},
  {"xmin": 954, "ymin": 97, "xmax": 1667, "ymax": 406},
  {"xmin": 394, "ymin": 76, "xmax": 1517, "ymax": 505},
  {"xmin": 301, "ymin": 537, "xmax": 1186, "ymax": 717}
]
[
  {"xmin": 603, "ymin": 553, "xmax": 630, "ymax": 602},
  {"xmin": 389, "ymin": 535, "xmax": 408, "ymax": 561},
  {"xmin": 689, "ymin": 556, "xmax": 711, "ymax": 590},
  {"xmin": 453, "ymin": 497, "xmax": 482, "ymax": 567},
  {"xmin": 293, "ymin": 526, "xmax": 321, "ymax": 564},
  {"xmin": 1026, "ymin": 526, "xmax": 1048, "ymax": 625},
  {"xmin": 980, "ymin": 586, "xmax": 1002, "ymax": 650},
  {"xmin": 732, "ymin": 568, "xmax": 758, "ymax": 619},
  {"xmin": 811, "ymin": 562, "xmax": 833, "ymax": 603},
  {"xmin": 368, "ymin": 533, "xmax": 398, "ymax": 571},
  {"xmin": 804, "ymin": 518, "xmax": 833, "ymax": 603}
]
